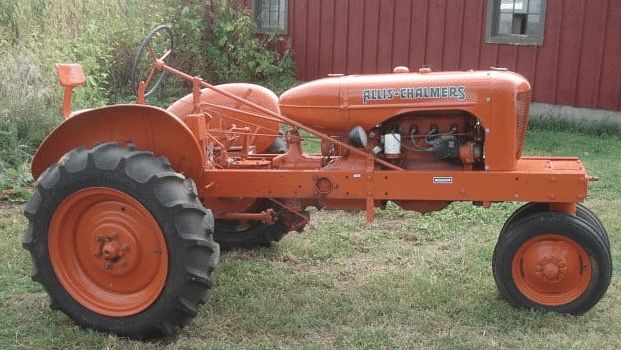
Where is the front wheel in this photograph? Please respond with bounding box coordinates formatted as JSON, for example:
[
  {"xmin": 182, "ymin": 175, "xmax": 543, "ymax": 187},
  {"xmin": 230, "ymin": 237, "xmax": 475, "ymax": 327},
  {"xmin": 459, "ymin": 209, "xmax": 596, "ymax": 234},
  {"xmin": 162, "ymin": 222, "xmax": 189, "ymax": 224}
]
[
  {"xmin": 499, "ymin": 202, "xmax": 610, "ymax": 250},
  {"xmin": 492, "ymin": 212, "xmax": 611, "ymax": 315},
  {"xmin": 23, "ymin": 143, "xmax": 219, "ymax": 339}
]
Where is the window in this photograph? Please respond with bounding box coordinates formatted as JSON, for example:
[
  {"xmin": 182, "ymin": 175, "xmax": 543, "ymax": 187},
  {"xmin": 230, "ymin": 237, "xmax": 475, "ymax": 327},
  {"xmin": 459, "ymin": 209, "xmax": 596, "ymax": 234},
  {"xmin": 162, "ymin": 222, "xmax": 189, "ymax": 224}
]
[
  {"xmin": 486, "ymin": 0, "xmax": 547, "ymax": 45},
  {"xmin": 254, "ymin": 0, "xmax": 288, "ymax": 34}
]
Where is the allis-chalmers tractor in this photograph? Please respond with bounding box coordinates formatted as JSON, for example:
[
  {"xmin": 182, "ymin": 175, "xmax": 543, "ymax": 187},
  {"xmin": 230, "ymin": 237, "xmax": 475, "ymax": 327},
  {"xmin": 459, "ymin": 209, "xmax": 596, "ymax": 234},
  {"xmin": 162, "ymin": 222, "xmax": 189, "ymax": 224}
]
[{"xmin": 23, "ymin": 26, "xmax": 611, "ymax": 339}]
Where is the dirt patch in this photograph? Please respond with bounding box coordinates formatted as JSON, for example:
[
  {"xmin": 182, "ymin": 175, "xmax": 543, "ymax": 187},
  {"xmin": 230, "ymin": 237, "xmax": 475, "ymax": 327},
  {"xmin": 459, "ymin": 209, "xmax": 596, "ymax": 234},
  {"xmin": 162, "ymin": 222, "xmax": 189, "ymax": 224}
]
[{"xmin": 0, "ymin": 201, "xmax": 26, "ymax": 230}]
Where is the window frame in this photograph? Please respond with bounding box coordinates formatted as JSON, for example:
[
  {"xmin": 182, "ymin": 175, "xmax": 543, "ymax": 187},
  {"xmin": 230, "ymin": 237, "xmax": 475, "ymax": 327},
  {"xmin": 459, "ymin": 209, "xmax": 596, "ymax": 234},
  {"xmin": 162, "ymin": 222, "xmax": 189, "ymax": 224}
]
[
  {"xmin": 485, "ymin": 0, "xmax": 547, "ymax": 46},
  {"xmin": 253, "ymin": 0, "xmax": 288, "ymax": 35}
]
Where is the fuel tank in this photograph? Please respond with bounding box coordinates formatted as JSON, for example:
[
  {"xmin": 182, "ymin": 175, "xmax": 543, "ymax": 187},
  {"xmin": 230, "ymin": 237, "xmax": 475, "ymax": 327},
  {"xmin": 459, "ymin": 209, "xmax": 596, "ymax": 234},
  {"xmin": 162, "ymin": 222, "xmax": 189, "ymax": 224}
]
[{"xmin": 279, "ymin": 67, "xmax": 528, "ymax": 135}]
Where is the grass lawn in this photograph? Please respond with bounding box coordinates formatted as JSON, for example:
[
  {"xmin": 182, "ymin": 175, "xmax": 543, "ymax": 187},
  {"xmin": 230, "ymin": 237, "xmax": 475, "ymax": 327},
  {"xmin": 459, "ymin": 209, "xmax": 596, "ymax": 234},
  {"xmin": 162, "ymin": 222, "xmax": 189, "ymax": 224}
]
[{"xmin": 1, "ymin": 129, "xmax": 620, "ymax": 349}]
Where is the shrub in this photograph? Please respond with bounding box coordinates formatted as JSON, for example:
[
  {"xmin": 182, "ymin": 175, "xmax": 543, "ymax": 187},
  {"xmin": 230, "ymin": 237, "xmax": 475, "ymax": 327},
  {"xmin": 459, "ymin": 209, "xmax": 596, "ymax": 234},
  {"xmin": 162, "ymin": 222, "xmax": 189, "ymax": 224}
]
[
  {"xmin": 0, "ymin": 47, "xmax": 58, "ymax": 161},
  {"xmin": 168, "ymin": 0, "xmax": 296, "ymax": 94}
]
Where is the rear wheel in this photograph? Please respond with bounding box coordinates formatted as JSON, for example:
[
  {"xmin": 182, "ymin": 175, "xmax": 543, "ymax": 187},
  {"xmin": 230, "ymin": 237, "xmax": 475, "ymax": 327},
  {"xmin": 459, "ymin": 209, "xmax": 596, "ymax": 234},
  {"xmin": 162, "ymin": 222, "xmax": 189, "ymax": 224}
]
[
  {"xmin": 23, "ymin": 143, "xmax": 219, "ymax": 339},
  {"xmin": 492, "ymin": 212, "xmax": 611, "ymax": 314},
  {"xmin": 214, "ymin": 200, "xmax": 297, "ymax": 251}
]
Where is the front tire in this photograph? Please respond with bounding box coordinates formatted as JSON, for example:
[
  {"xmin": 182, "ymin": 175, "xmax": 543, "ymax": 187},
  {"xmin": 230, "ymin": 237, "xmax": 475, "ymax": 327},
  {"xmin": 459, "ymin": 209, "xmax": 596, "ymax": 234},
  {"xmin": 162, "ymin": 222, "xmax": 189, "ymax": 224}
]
[
  {"xmin": 492, "ymin": 212, "xmax": 611, "ymax": 315},
  {"xmin": 23, "ymin": 142, "xmax": 219, "ymax": 339},
  {"xmin": 499, "ymin": 202, "xmax": 610, "ymax": 250}
]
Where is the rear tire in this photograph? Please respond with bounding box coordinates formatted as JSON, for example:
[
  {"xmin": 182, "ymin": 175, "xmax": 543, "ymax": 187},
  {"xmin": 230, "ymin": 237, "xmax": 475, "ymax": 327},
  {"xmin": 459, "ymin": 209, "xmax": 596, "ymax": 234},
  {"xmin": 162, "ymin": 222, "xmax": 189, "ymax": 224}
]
[
  {"xmin": 492, "ymin": 212, "xmax": 611, "ymax": 315},
  {"xmin": 23, "ymin": 142, "xmax": 219, "ymax": 339},
  {"xmin": 214, "ymin": 200, "xmax": 292, "ymax": 251}
]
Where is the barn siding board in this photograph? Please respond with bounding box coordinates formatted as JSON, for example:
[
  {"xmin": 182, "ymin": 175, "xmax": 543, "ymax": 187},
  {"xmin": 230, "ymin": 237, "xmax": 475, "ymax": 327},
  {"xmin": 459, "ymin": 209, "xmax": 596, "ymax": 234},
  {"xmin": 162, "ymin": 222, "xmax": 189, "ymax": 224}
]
[
  {"xmin": 332, "ymin": 0, "xmax": 349, "ymax": 74},
  {"xmin": 319, "ymin": 0, "xmax": 335, "ymax": 76},
  {"xmin": 477, "ymin": 4, "xmax": 499, "ymax": 72},
  {"xmin": 460, "ymin": 0, "xmax": 484, "ymax": 70},
  {"xmin": 346, "ymin": 0, "xmax": 365, "ymax": 74},
  {"xmin": 305, "ymin": 0, "xmax": 322, "ymax": 79},
  {"xmin": 576, "ymin": 1, "xmax": 608, "ymax": 108},
  {"xmin": 392, "ymin": 0, "xmax": 413, "ymax": 68},
  {"xmin": 515, "ymin": 46, "xmax": 538, "ymax": 91},
  {"xmin": 425, "ymin": 0, "xmax": 447, "ymax": 69},
  {"xmin": 599, "ymin": 0, "xmax": 621, "ymax": 110},
  {"xmin": 377, "ymin": 0, "xmax": 396, "ymax": 73},
  {"xmin": 497, "ymin": 46, "xmax": 519, "ymax": 72},
  {"xmin": 361, "ymin": 0, "xmax": 381, "ymax": 73},
  {"xmin": 532, "ymin": 1, "xmax": 563, "ymax": 104},
  {"xmin": 276, "ymin": 0, "xmax": 618, "ymax": 110},
  {"xmin": 556, "ymin": 0, "xmax": 586, "ymax": 106},
  {"xmin": 409, "ymin": 1, "xmax": 429, "ymax": 68},
  {"xmin": 291, "ymin": 0, "xmax": 308, "ymax": 79},
  {"xmin": 443, "ymin": 0, "xmax": 465, "ymax": 70},
  {"xmin": 479, "ymin": 44, "xmax": 499, "ymax": 74}
]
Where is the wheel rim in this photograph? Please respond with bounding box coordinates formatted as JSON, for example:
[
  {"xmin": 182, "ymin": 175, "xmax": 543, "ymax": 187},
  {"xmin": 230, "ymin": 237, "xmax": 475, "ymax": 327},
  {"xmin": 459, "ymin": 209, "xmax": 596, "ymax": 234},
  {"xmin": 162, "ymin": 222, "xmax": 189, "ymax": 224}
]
[
  {"xmin": 48, "ymin": 187, "xmax": 168, "ymax": 317},
  {"xmin": 512, "ymin": 234, "xmax": 592, "ymax": 306}
]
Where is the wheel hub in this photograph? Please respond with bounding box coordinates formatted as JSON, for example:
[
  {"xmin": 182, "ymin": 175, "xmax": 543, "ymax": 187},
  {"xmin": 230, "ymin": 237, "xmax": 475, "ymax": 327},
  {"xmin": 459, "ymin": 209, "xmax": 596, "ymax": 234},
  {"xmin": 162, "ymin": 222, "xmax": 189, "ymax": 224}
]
[
  {"xmin": 95, "ymin": 233, "xmax": 131, "ymax": 269},
  {"xmin": 535, "ymin": 256, "xmax": 567, "ymax": 283}
]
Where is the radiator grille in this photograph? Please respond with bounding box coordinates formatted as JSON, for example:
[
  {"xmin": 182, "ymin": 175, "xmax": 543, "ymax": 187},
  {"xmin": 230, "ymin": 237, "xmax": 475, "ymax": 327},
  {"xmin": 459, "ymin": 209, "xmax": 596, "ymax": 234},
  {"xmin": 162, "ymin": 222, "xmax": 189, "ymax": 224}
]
[{"xmin": 515, "ymin": 90, "xmax": 531, "ymax": 159}]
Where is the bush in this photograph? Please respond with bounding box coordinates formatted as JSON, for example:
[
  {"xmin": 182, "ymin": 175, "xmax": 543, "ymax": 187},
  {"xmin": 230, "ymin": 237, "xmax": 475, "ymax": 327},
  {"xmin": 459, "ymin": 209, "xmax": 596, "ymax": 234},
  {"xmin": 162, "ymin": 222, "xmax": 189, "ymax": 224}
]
[
  {"xmin": 0, "ymin": 47, "xmax": 58, "ymax": 161},
  {"xmin": 168, "ymin": 0, "xmax": 296, "ymax": 94},
  {"xmin": 207, "ymin": 0, "xmax": 295, "ymax": 90},
  {"xmin": 166, "ymin": 1, "xmax": 211, "ymax": 78},
  {"xmin": 0, "ymin": 47, "xmax": 55, "ymax": 200}
]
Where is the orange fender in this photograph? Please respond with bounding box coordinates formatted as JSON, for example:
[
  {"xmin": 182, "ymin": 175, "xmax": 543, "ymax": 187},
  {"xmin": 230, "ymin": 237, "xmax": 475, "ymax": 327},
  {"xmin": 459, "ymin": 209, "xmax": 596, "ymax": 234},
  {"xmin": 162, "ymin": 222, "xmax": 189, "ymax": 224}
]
[{"xmin": 31, "ymin": 104, "xmax": 204, "ymax": 180}]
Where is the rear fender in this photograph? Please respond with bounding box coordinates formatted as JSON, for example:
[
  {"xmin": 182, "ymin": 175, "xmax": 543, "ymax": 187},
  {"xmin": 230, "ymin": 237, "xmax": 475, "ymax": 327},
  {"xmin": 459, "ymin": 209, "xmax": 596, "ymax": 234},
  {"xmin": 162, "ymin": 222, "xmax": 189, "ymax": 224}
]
[{"xmin": 31, "ymin": 104, "xmax": 204, "ymax": 180}]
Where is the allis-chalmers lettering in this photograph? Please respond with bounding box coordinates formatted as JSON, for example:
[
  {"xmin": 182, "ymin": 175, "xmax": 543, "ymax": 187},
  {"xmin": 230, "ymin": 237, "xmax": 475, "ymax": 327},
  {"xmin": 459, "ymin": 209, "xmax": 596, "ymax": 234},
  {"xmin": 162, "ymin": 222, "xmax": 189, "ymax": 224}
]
[{"xmin": 362, "ymin": 86, "xmax": 467, "ymax": 104}]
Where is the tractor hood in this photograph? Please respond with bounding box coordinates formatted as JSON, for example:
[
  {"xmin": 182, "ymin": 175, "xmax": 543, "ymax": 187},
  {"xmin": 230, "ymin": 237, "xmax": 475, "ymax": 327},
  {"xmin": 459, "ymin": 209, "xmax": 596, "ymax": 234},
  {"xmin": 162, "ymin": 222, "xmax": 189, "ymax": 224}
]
[{"xmin": 279, "ymin": 67, "xmax": 528, "ymax": 134}]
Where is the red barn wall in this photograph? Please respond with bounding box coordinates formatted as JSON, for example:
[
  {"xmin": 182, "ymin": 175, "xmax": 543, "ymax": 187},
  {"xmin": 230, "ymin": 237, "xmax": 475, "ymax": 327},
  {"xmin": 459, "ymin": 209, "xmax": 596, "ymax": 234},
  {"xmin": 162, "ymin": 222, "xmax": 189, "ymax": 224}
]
[{"xmin": 285, "ymin": 0, "xmax": 621, "ymax": 111}]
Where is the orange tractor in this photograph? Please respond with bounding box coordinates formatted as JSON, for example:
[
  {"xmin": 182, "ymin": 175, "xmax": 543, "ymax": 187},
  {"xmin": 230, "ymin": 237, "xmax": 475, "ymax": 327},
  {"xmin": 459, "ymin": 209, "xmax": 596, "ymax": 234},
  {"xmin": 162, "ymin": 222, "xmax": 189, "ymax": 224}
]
[{"xmin": 24, "ymin": 26, "xmax": 611, "ymax": 339}]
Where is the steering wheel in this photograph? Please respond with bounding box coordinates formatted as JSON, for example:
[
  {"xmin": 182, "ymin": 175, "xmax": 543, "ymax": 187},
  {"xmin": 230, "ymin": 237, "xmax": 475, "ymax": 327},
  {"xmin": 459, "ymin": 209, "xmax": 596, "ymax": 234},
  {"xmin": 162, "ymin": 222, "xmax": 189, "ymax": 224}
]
[{"xmin": 130, "ymin": 25, "xmax": 175, "ymax": 97}]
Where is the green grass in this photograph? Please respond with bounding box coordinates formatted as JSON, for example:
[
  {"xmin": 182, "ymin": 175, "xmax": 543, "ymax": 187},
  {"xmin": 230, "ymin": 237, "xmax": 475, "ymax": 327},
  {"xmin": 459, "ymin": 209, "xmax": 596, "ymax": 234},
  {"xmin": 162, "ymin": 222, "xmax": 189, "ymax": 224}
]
[{"xmin": 1, "ymin": 129, "xmax": 620, "ymax": 349}]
